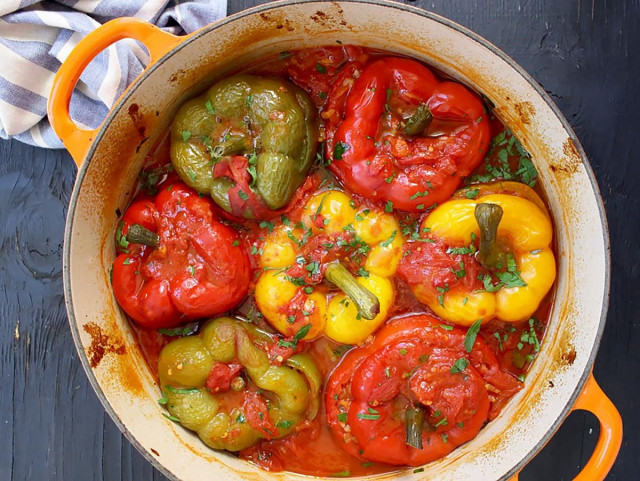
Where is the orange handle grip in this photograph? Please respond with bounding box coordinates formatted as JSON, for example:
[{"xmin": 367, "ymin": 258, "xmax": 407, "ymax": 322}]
[
  {"xmin": 508, "ymin": 373, "xmax": 622, "ymax": 481},
  {"xmin": 47, "ymin": 17, "xmax": 182, "ymax": 166},
  {"xmin": 572, "ymin": 374, "xmax": 623, "ymax": 480}
]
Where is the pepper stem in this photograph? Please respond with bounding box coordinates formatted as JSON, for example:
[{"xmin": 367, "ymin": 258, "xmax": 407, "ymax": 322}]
[
  {"xmin": 126, "ymin": 224, "xmax": 160, "ymax": 248},
  {"xmin": 403, "ymin": 104, "xmax": 433, "ymax": 136},
  {"xmin": 213, "ymin": 134, "xmax": 248, "ymax": 158},
  {"xmin": 405, "ymin": 406, "xmax": 425, "ymax": 449},
  {"xmin": 474, "ymin": 203, "xmax": 506, "ymax": 269},
  {"xmin": 325, "ymin": 261, "xmax": 380, "ymax": 320}
]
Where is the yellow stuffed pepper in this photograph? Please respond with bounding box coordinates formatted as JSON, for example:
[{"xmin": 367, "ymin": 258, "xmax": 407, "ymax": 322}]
[
  {"xmin": 254, "ymin": 190, "xmax": 403, "ymax": 344},
  {"xmin": 398, "ymin": 182, "xmax": 556, "ymax": 326}
]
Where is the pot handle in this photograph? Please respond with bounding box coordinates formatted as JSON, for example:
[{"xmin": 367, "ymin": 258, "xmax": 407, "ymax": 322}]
[
  {"xmin": 508, "ymin": 373, "xmax": 622, "ymax": 481},
  {"xmin": 47, "ymin": 17, "xmax": 183, "ymax": 166}
]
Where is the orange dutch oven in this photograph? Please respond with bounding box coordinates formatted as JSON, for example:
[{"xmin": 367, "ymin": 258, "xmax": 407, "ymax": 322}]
[{"xmin": 48, "ymin": 1, "xmax": 622, "ymax": 480}]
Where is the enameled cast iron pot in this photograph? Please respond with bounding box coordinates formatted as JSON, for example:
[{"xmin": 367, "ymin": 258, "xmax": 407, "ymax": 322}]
[{"xmin": 48, "ymin": 1, "xmax": 622, "ymax": 479}]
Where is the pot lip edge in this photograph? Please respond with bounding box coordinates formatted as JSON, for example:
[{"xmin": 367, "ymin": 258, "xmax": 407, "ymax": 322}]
[{"xmin": 62, "ymin": 0, "xmax": 612, "ymax": 479}]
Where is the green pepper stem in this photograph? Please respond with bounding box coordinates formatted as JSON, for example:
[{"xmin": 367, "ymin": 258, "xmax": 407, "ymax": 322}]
[
  {"xmin": 325, "ymin": 261, "xmax": 380, "ymax": 321},
  {"xmin": 405, "ymin": 406, "xmax": 425, "ymax": 449},
  {"xmin": 126, "ymin": 224, "xmax": 160, "ymax": 248},
  {"xmin": 213, "ymin": 134, "xmax": 248, "ymax": 158},
  {"xmin": 403, "ymin": 104, "xmax": 433, "ymax": 136},
  {"xmin": 474, "ymin": 203, "xmax": 506, "ymax": 269}
]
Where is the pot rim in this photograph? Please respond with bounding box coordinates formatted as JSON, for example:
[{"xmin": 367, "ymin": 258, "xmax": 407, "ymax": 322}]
[{"xmin": 62, "ymin": 1, "xmax": 611, "ymax": 479}]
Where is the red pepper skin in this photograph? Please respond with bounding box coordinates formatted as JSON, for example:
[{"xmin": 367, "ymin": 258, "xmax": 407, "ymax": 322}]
[
  {"xmin": 112, "ymin": 183, "xmax": 250, "ymax": 329},
  {"xmin": 285, "ymin": 46, "xmax": 368, "ymax": 106},
  {"xmin": 325, "ymin": 57, "xmax": 491, "ymax": 211},
  {"xmin": 325, "ymin": 314, "xmax": 521, "ymax": 466}
]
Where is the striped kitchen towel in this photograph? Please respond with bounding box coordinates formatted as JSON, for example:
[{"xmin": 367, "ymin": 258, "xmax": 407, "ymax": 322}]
[{"xmin": 0, "ymin": 0, "xmax": 226, "ymax": 149}]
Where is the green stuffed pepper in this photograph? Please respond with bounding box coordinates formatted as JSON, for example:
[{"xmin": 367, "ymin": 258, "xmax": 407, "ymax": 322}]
[
  {"xmin": 157, "ymin": 316, "xmax": 321, "ymax": 451},
  {"xmin": 170, "ymin": 75, "xmax": 318, "ymax": 219}
]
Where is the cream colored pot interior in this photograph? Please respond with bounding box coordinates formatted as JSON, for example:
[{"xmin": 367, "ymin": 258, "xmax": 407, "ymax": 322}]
[{"xmin": 64, "ymin": 1, "xmax": 608, "ymax": 480}]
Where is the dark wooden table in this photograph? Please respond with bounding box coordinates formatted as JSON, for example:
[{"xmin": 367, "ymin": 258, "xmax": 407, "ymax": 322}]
[{"xmin": 1, "ymin": 0, "xmax": 637, "ymax": 479}]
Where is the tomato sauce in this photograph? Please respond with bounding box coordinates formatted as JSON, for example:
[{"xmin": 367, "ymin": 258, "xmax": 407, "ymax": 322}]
[{"xmin": 121, "ymin": 45, "xmax": 556, "ymax": 476}]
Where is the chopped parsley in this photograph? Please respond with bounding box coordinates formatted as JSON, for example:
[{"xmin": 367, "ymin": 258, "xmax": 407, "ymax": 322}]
[
  {"xmin": 162, "ymin": 413, "xmax": 180, "ymax": 422},
  {"xmin": 434, "ymin": 417, "xmax": 448, "ymax": 427},
  {"xmin": 278, "ymin": 324, "xmax": 312, "ymax": 349},
  {"xmin": 277, "ymin": 420, "xmax": 294, "ymax": 429},
  {"xmin": 247, "ymin": 164, "xmax": 258, "ymax": 186},
  {"xmin": 520, "ymin": 318, "xmax": 541, "ymax": 352},
  {"xmin": 165, "ymin": 386, "xmax": 199, "ymax": 394},
  {"xmin": 464, "ymin": 319, "xmax": 482, "ymax": 352},
  {"xmin": 468, "ymin": 129, "xmax": 538, "ymax": 187},
  {"xmin": 450, "ymin": 260, "xmax": 466, "ymax": 278},
  {"xmin": 409, "ymin": 190, "xmax": 430, "ymax": 200},
  {"xmin": 450, "ymin": 357, "xmax": 469, "ymax": 374},
  {"xmin": 436, "ymin": 283, "xmax": 449, "ymax": 307},
  {"xmin": 205, "ymin": 99, "xmax": 215, "ymax": 115},
  {"xmin": 331, "ymin": 471, "xmax": 351, "ymax": 478},
  {"xmin": 465, "ymin": 188, "xmax": 480, "ymax": 199},
  {"xmin": 158, "ymin": 322, "xmax": 199, "ymax": 337},
  {"xmin": 357, "ymin": 412, "xmax": 380, "ymax": 420},
  {"xmin": 357, "ymin": 267, "xmax": 370, "ymax": 278},
  {"xmin": 181, "ymin": 130, "xmax": 192, "ymax": 142},
  {"xmin": 380, "ymin": 230, "xmax": 397, "ymax": 248},
  {"xmin": 333, "ymin": 141, "xmax": 350, "ymax": 160},
  {"xmin": 115, "ymin": 221, "xmax": 129, "ymax": 251},
  {"xmin": 305, "ymin": 261, "xmax": 320, "ymax": 276},
  {"xmin": 259, "ymin": 220, "xmax": 275, "ymax": 233}
]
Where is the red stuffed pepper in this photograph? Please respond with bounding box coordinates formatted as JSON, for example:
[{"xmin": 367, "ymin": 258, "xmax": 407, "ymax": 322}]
[
  {"xmin": 111, "ymin": 182, "xmax": 250, "ymax": 329},
  {"xmin": 325, "ymin": 314, "xmax": 521, "ymax": 466},
  {"xmin": 324, "ymin": 57, "xmax": 491, "ymax": 211}
]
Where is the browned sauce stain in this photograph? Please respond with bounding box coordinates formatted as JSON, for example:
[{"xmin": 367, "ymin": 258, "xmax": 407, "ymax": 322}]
[
  {"xmin": 309, "ymin": 7, "xmax": 348, "ymax": 28},
  {"xmin": 169, "ymin": 69, "xmax": 186, "ymax": 84},
  {"xmin": 258, "ymin": 12, "xmax": 295, "ymax": 32},
  {"xmin": 562, "ymin": 348, "xmax": 577, "ymax": 365},
  {"xmin": 127, "ymin": 103, "xmax": 146, "ymax": 138},
  {"xmin": 550, "ymin": 138, "xmax": 581, "ymax": 175},
  {"xmin": 514, "ymin": 101, "xmax": 534, "ymax": 125},
  {"xmin": 310, "ymin": 10, "xmax": 329, "ymax": 24},
  {"xmin": 151, "ymin": 448, "xmax": 159, "ymax": 456},
  {"xmin": 83, "ymin": 321, "xmax": 126, "ymax": 368}
]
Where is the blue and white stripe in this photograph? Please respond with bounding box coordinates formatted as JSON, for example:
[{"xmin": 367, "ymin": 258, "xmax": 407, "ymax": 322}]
[{"xmin": 0, "ymin": 0, "xmax": 226, "ymax": 148}]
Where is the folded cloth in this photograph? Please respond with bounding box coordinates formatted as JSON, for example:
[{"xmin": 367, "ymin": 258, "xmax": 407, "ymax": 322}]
[{"xmin": 0, "ymin": 0, "xmax": 226, "ymax": 148}]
